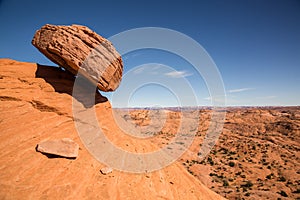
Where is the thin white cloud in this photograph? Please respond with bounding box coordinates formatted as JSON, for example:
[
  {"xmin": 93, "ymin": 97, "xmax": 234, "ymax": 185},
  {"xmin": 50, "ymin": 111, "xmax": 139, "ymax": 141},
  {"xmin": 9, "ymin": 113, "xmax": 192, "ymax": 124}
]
[
  {"xmin": 150, "ymin": 64, "xmax": 164, "ymax": 74},
  {"xmin": 152, "ymin": 64, "xmax": 163, "ymax": 70},
  {"xmin": 256, "ymin": 96, "xmax": 277, "ymax": 99},
  {"xmin": 132, "ymin": 64, "xmax": 163, "ymax": 74},
  {"xmin": 203, "ymin": 95, "xmax": 227, "ymax": 103},
  {"xmin": 228, "ymin": 88, "xmax": 254, "ymax": 93},
  {"xmin": 204, "ymin": 97, "xmax": 211, "ymax": 101},
  {"xmin": 126, "ymin": 52, "xmax": 142, "ymax": 60},
  {"xmin": 164, "ymin": 70, "xmax": 193, "ymax": 78},
  {"xmin": 132, "ymin": 66, "xmax": 146, "ymax": 74}
]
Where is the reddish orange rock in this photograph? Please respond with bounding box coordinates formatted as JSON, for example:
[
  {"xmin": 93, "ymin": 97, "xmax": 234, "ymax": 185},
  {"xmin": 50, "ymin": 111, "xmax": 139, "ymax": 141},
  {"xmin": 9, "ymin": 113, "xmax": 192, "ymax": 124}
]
[
  {"xmin": 0, "ymin": 59, "xmax": 225, "ymax": 200},
  {"xmin": 32, "ymin": 24, "xmax": 123, "ymax": 91},
  {"xmin": 37, "ymin": 138, "xmax": 79, "ymax": 158}
]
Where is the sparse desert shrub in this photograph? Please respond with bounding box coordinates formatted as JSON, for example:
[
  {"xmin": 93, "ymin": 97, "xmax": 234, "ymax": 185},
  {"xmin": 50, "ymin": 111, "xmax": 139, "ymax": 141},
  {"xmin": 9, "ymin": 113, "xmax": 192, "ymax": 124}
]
[
  {"xmin": 199, "ymin": 160, "xmax": 206, "ymax": 164},
  {"xmin": 286, "ymin": 180, "xmax": 292, "ymax": 185},
  {"xmin": 217, "ymin": 174, "xmax": 224, "ymax": 179},
  {"xmin": 191, "ymin": 159, "xmax": 201, "ymax": 164},
  {"xmin": 292, "ymin": 189, "xmax": 300, "ymax": 193},
  {"xmin": 223, "ymin": 179, "xmax": 229, "ymax": 187},
  {"xmin": 209, "ymin": 173, "xmax": 217, "ymax": 177},
  {"xmin": 235, "ymin": 172, "xmax": 241, "ymax": 176},
  {"xmin": 219, "ymin": 147, "xmax": 228, "ymax": 154},
  {"xmin": 241, "ymin": 181, "xmax": 253, "ymax": 188},
  {"xmin": 229, "ymin": 161, "xmax": 235, "ymax": 167},
  {"xmin": 278, "ymin": 176, "xmax": 286, "ymax": 182},
  {"xmin": 211, "ymin": 150, "xmax": 217, "ymax": 155},
  {"xmin": 266, "ymin": 173, "xmax": 273, "ymax": 179},
  {"xmin": 245, "ymin": 192, "xmax": 250, "ymax": 196},
  {"xmin": 278, "ymin": 190, "xmax": 288, "ymax": 197},
  {"xmin": 187, "ymin": 169, "xmax": 194, "ymax": 175},
  {"xmin": 207, "ymin": 156, "xmax": 214, "ymax": 166}
]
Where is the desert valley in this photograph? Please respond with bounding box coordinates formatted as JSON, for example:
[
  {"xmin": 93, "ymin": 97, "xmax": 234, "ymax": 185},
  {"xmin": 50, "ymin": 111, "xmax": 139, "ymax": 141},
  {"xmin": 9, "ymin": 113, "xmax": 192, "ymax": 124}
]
[{"xmin": 124, "ymin": 106, "xmax": 300, "ymax": 199}]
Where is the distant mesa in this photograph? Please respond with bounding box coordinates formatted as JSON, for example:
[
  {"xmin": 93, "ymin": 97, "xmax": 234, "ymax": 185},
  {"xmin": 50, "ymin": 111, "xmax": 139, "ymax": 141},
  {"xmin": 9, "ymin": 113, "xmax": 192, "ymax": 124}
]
[{"xmin": 32, "ymin": 24, "xmax": 123, "ymax": 92}]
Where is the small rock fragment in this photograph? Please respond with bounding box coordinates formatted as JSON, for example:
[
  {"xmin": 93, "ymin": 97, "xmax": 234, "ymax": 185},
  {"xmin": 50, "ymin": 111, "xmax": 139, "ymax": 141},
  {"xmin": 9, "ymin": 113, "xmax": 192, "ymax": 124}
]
[
  {"xmin": 100, "ymin": 167, "xmax": 113, "ymax": 175},
  {"xmin": 37, "ymin": 138, "xmax": 79, "ymax": 158}
]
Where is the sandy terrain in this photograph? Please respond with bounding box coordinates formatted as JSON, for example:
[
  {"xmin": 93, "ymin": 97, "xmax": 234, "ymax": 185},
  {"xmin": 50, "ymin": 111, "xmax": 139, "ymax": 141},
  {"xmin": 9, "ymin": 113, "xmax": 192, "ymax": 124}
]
[
  {"xmin": 0, "ymin": 59, "xmax": 224, "ymax": 199},
  {"xmin": 1, "ymin": 59, "xmax": 299, "ymax": 200},
  {"xmin": 122, "ymin": 107, "xmax": 300, "ymax": 199}
]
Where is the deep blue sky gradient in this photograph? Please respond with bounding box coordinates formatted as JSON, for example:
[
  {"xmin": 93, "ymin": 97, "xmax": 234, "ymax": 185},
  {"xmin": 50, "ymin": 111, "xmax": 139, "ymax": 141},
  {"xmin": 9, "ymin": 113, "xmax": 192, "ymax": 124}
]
[{"xmin": 0, "ymin": 0, "xmax": 299, "ymax": 106}]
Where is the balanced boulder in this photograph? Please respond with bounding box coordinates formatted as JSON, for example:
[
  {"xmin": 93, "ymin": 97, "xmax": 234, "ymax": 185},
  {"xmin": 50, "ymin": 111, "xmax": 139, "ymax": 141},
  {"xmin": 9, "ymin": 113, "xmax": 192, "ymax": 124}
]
[{"xmin": 32, "ymin": 24, "xmax": 123, "ymax": 91}]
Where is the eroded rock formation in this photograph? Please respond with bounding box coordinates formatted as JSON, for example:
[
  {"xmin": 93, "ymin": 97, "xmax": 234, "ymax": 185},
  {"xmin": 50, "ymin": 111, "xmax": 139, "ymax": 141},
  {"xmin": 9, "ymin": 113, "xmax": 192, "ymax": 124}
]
[
  {"xmin": 0, "ymin": 59, "xmax": 225, "ymax": 199},
  {"xmin": 32, "ymin": 24, "xmax": 123, "ymax": 91}
]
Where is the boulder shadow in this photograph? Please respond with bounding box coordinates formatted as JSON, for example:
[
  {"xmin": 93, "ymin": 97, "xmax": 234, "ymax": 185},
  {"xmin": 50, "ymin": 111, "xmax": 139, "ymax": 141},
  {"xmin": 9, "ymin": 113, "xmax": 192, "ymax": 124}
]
[{"xmin": 35, "ymin": 64, "xmax": 108, "ymax": 108}]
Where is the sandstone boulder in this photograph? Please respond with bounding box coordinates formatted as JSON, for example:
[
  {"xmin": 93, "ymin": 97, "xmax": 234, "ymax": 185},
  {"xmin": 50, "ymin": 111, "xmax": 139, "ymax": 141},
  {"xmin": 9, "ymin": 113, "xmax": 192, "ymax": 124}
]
[
  {"xmin": 37, "ymin": 138, "xmax": 79, "ymax": 158},
  {"xmin": 32, "ymin": 24, "xmax": 123, "ymax": 91}
]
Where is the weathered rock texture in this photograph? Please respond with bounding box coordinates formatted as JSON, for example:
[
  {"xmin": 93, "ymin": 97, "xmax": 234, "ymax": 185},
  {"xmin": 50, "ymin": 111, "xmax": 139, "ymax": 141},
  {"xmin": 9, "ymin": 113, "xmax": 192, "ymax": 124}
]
[
  {"xmin": 0, "ymin": 58, "xmax": 224, "ymax": 200},
  {"xmin": 32, "ymin": 24, "xmax": 123, "ymax": 91},
  {"xmin": 37, "ymin": 138, "xmax": 79, "ymax": 158}
]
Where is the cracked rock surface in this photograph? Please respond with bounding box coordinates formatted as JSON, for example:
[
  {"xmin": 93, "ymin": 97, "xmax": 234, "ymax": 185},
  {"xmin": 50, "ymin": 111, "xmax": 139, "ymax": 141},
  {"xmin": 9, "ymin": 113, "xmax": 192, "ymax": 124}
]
[{"xmin": 37, "ymin": 138, "xmax": 79, "ymax": 158}]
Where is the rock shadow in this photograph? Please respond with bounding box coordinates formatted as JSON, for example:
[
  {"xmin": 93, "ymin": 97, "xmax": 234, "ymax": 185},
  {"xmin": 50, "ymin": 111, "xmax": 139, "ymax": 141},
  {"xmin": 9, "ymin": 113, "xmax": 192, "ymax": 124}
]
[{"xmin": 35, "ymin": 64, "xmax": 108, "ymax": 108}]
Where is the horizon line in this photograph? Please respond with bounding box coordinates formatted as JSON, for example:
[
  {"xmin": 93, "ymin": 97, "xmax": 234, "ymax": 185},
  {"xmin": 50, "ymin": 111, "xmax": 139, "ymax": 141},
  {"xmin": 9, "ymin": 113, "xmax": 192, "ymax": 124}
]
[{"xmin": 112, "ymin": 105, "xmax": 300, "ymax": 109}]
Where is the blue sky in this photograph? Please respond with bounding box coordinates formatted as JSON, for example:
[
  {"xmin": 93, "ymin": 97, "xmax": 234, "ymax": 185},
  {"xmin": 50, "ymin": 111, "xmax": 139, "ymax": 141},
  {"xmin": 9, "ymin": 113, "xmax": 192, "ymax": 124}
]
[{"xmin": 0, "ymin": 0, "xmax": 299, "ymax": 107}]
